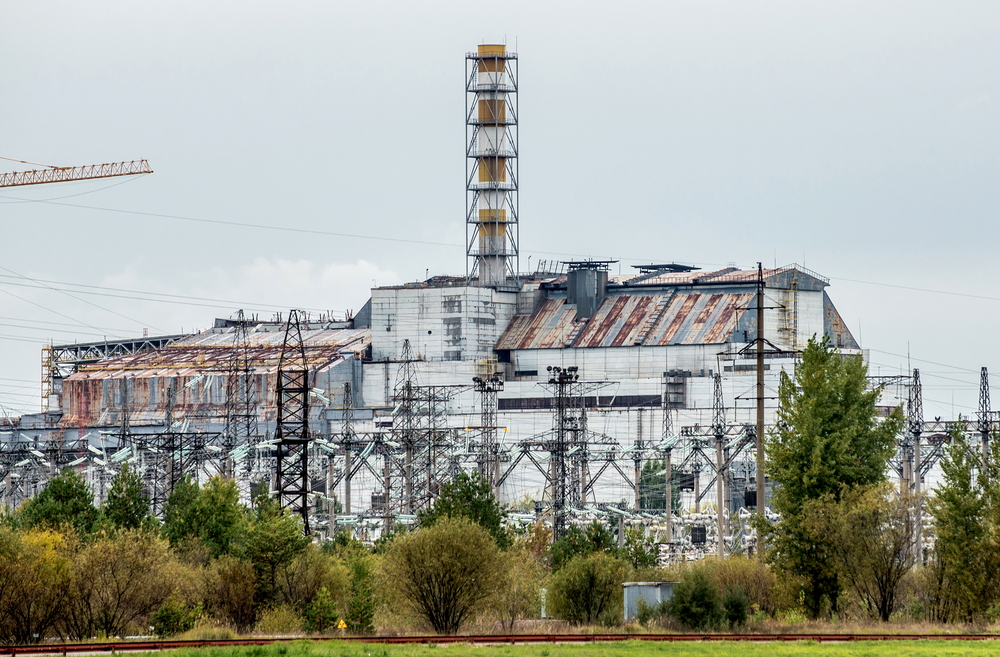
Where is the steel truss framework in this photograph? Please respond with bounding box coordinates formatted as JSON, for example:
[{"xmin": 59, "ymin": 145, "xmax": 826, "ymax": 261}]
[
  {"xmin": 8, "ymin": 332, "xmax": 999, "ymax": 566},
  {"xmin": 465, "ymin": 47, "xmax": 518, "ymax": 286}
]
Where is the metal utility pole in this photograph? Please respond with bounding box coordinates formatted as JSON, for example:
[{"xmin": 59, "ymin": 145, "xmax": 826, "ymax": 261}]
[
  {"xmin": 548, "ymin": 365, "xmax": 579, "ymax": 540},
  {"xmin": 634, "ymin": 408, "xmax": 643, "ymax": 511},
  {"xmin": 755, "ymin": 263, "xmax": 766, "ymax": 546},
  {"xmin": 907, "ymin": 368, "xmax": 923, "ymax": 565},
  {"xmin": 341, "ymin": 382, "xmax": 355, "ymax": 515},
  {"xmin": 980, "ymin": 367, "xmax": 992, "ymax": 468},
  {"xmin": 275, "ymin": 310, "xmax": 311, "ymax": 533},
  {"xmin": 473, "ymin": 362, "xmax": 504, "ymax": 493},
  {"xmin": 224, "ymin": 310, "xmax": 259, "ymax": 481},
  {"xmin": 662, "ymin": 372, "xmax": 673, "ymax": 544},
  {"xmin": 713, "ymin": 373, "xmax": 726, "ymax": 558}
]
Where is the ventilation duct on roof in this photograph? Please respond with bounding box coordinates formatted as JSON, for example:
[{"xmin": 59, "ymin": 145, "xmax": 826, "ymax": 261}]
[{"xmin": 567, "ymin": 268, "xmax": 608, "ymax": 320}]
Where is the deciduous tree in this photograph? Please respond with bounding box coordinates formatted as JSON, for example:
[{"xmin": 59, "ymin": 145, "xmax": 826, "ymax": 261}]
[
  {"xmin": 761, "ymin": 335, "xmax": 902, "ymax": 617},
  {"xmin": 547, "ymin": 551, "xmax": 625, "ymax": 625},
  {"xmin": 381, "ymin": 516, "xmax": 501, "ymax": 634}
]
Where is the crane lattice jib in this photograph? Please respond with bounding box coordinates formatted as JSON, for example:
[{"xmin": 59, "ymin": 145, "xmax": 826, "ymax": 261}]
[{"xmin": 0, "ymin": 160, "xmax": 152, "ymax": 188}]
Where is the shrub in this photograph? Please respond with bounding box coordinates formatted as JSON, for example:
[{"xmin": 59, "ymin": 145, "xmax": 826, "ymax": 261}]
[
  {"xmin": 493, "ymin": 542, "xmax": 545, "ymax": 631},
  {"xmin": 344, "ymin": 554, "xmax": 377, "ymax": 634},
  {"xmin": 278, "ymin": 544, "xmax": 349, "ymax": 616},
  {"xmin": 707, "ymin": 556, "xmax": 776, "ymax": 615},
  {"xmin": 151, "ymin": 593, "xmax": 202, "ymax": 637},
  {"xmin": 381, "ymin": 517, "xmax": 501, "ymax": 634},
  {"xmin": 666, "ymin": 568, "xmax": 723, "ymax": 630},
  {"xmin": 303, "ymin": 586, "xmax": 338, "ymax": 633},
  {"xmin": 548, "ymin": 552, "xmax": 625, "ymax": 624},
  {"xmin": 722, "ymin": 586, "xmax": 750, "ymax": 627},
  {"xmin": 254, "ymin": 605, "xmax": 303, "ymax": 635},
  {"xmin": 634, "ymin": 598, "xmax": 667, "ymax": 626},
  {"xmin": 204, "ymin": 556, "xmax": 257, "ymax": 632}
]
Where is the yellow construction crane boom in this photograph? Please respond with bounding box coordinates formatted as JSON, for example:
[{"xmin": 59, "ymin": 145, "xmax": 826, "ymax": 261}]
[{"xmin": 0, "ymin": 159, "xmax": 152, "ymax": 188}]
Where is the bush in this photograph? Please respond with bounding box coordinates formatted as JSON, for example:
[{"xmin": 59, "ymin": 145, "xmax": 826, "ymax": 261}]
[
  {"xmin": 303, "ymin": 586, "xmax": 338, "ymax": 633},
  {"xmin": 722, "ymin": 586, "xmax": 750, "ymax": 627},
  {"xmin": 666, "ymin": 568, "xmax": 723, "ymax": 630},
  {"xmin": 707, "ymin": 556, "xmax": 776, "ymax": 616},
  {"xmin": 151, "ymin": 594, "xmax": 202, "ymax": 637},
  {"xmin": 344, "ymin": 554, "xmax": 377, "ymax": 634},
  {"xmin": 254, "ymin": 605, "xmax": 303, "ymax": 635},
  {"xmin": 493, "ymin": 542, "xmax": 545, "ymax": 631},
  {"xmin": 634, "ymin": 598, "xmax": 667, "ymax": 626},
  {"xmin": 278, "ymin": 544, "xmax": 349, "ymax": 616},
  {"xmin": 381, "ymin": 517, "xmax": 501, "ymax": 634},
  {"xmin": 548, "ymin": 552, "xmax": 626, "ymax": 624},
  {"xmin": 204, "ymin": 556, "xmax": 258, "ymax": 632},
  {"xmin": 61, "ymin": 530, "xmax": 176, "ymax": 639}
]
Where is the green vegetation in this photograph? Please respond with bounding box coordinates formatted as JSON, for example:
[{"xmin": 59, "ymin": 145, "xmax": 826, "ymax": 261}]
[
  {"xmin": 926, "ymin": 426, "xmax": 1000, "ymax": 622},
  {"xmin": 145, "ymin": 640, "xmax": 1000, "ymax": 657},
  {"xmin": 416, "ymin": 471, "xmax": 510, "ymax": 549},
  {"xmin": 6, "ymin": 333, "xmax": 1000, "ymax": 640},
  {"xmin": 760, "ymin": 335, "xmax": 904, "ymax": 618},
  {"xmin": 381, "ymin": 517, "xmax": 501, "ymax": 634},
  {"xmin": 19, "ymin": 468, "xmax": 100, "ymax": 535}
]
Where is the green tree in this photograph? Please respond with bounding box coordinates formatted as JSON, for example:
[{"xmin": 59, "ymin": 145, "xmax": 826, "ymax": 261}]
[
  {"xmin": 417, "ymin": 471, "xmax": 509, "ymax": 549},
  {"xmin": 760, "ymin": 335, "xmax": 902, "ymax": 617},
  {"xmin": 20, "ymin": 469, "xmax": 99, "ymax": 536},
  {"xmin": 381, "ymin": 516, "xmax": 501, "ymax": 634},
  {"xmin": 162, "ymin": 476, "xmax": 200, "ymax": 546},
  {"xmin": 666, "ymin": 567, "xmax": 723, "ymax": 630},
  {"xmin": 344, "ymin": 554, "xmax": 377, "ymax": 634},
  {"xmin": 639, "ymin": 459, "xmax": 682, "ymax": 513},
  {"xmin": 621, "ymin": 526, "xmax": 659, "ymax": 570},
  {"xmin": 104, "ymin": 464, "xmax": 153, "ymax": 531},
  {"xmin": 928, "ymin": 427, "xmax": 994, "ymax": 621},
  {"xmin": 162, "ymin": 475, "xmax": 245, "ymax": 558},
  {"xmin": 548, "ymin": 551, "xmax": 625, "ymax": 625},
  {"xmin": 240, "ymin": 489, "xmax": 309, "ymax": 605},
  {"xmin": 819, "ymin": 484, "xmax": 915, "ymax": 621},
  {"xmin": 303, "ymin": 586, "xmax": 338, "ymax": 633},
  {"xmin": 550, "ymin": 520, "xmax": 617, "ymax": 571}
]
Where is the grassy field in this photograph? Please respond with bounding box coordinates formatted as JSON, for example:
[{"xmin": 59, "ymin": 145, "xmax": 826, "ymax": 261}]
[{"xmin": 160, "ymin": 640, "xmax": 1000, "ymax": 657}]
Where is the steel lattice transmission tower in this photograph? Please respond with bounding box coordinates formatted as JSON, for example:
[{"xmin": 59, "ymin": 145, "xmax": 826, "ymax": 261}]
[
  {"xmin": 466, "ymin": 44, "xmax": 518, "ymax": 287},
  {"xmin": 473, "ymin": 359, "xmax": 504, "ymax": 491},
  {"xmin": 546, "ymin": 365, "xmax": 580, "ymax": 540},
  {"xmin": 979, "ymin": 367, "xmax": 992, "ymax": 466},
  {"xmin": 224, "ymin": 310, "xmax": 260, "ymax": 480},
  {"xmin": 275, "ymin": 310, "xmax": 311, "ymax": 533}
]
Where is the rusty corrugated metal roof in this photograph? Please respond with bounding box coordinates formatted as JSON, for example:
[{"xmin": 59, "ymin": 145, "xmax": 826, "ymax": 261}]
[
  {"xmin": 66, "ymin": 328, "xmax": 370, "ymax": 378},
  {"xmin": 496, "ymin": 291, "xmax": 754, "ymax": 350},
  {"xmin": 496, "ymin": 297, "xmax": 578, "ymax": 350}
]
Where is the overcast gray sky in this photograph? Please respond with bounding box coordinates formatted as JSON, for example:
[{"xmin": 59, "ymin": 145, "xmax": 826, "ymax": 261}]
[{"xmin": 1, "ymin": 1, "xmax": 998, "ymax": 419}]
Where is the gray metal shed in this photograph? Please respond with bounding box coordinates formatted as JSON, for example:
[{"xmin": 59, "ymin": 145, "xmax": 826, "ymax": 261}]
[{"xmin": 623, "ymin": 581, "xmax": 676, "ymax": 622}]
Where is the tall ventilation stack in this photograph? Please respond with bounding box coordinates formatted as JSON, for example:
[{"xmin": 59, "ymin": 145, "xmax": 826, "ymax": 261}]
[{"xmin": 466, "ymin": 44, "xmax": 518, "ymax": 287}]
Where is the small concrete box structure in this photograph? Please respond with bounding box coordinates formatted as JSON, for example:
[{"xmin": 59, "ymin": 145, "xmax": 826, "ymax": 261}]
[{"xmin": 623, "ymin": 581, "xmax": 676, "ymax": 622}]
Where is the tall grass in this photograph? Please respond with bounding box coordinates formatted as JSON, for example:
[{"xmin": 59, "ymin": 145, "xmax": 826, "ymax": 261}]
[{"xmin": 158, "ymin": 639, "xmax": 1000, "ymax": 657}]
